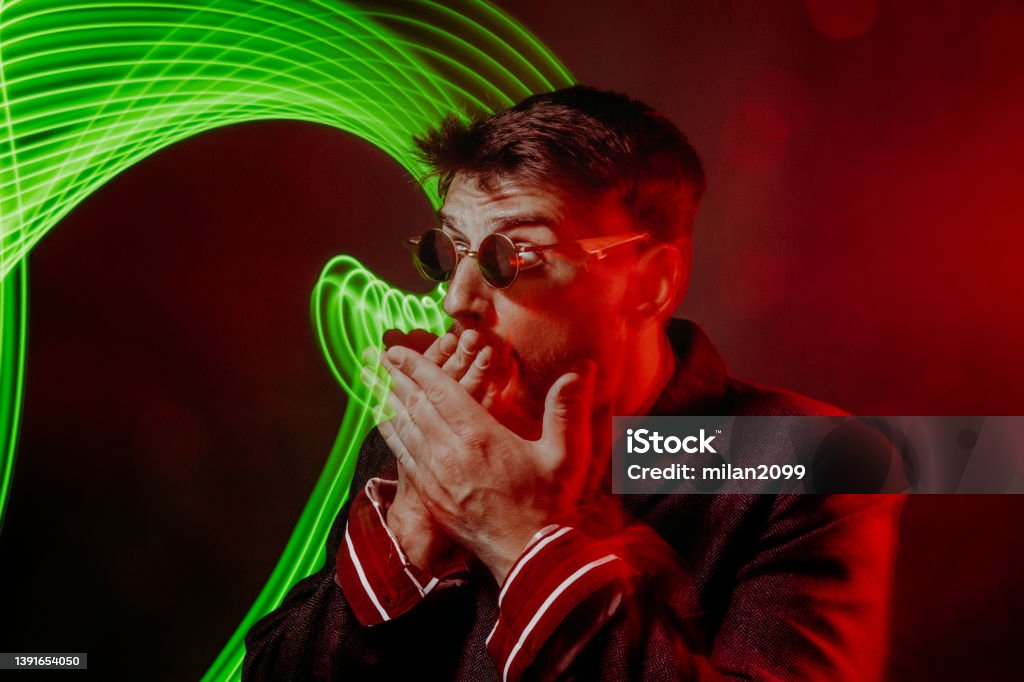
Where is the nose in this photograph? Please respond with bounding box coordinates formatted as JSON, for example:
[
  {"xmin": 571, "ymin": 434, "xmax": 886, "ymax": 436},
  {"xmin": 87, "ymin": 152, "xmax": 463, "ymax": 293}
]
[{"xmin": 443, "ymin": 254, "xmax": 494, "ymax": 327}]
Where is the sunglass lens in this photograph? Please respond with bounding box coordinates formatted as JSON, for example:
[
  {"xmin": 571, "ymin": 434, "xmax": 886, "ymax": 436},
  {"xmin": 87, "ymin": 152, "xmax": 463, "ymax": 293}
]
[
  {"xmin": 414, "ymin": 230, "xmax": 457, "ymax": 282},
  {"xmin": 479, "ymin": 234, "xmax": 519, "ymax": 288}
]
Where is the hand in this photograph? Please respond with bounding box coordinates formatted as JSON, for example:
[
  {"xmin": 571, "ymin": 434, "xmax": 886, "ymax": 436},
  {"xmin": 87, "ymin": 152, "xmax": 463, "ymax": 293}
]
[
  {"xmin": 381, "ymin": 328, "xmax": 511, "ymax": 411},
  {"xmin": 377, "ymin": 346, "xmax": 596, "ymax": 584},
  {"xmin": 361, "ymin": 328, "xmax": 509, "ymax": 571}
]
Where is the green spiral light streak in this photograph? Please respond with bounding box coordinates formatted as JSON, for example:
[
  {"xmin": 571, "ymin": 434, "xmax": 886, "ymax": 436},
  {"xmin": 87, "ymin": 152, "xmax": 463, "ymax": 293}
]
[{"xmin": 0, "ymin": 0, "xmax": 572, "ymax": 678}]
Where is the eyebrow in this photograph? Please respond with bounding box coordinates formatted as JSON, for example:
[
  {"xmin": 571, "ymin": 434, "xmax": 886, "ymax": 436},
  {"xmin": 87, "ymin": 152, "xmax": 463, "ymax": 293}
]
[{"xmin": 437, "ymin": 211, "xmax": 558, "ymax": 237}]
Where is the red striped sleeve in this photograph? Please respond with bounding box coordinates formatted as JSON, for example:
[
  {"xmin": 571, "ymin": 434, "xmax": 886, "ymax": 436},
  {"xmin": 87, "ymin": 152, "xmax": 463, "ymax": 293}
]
[
  {"xmin": 486, "ymin": 525, "xmax": 638, "ymax": 682},
  {"xmin": 334, "ymin": 478, "xmax": 469, "ymax": 626}
]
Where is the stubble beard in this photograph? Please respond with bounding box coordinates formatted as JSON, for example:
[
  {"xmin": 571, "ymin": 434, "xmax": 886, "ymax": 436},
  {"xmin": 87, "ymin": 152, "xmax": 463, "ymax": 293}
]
[
  {"xmin": 449, "ymin": 320, "xmax": 586, "ymax": 424},
  {"xmin": 511, "ymin": 344, "xmax": 578, "ymax": 419}
]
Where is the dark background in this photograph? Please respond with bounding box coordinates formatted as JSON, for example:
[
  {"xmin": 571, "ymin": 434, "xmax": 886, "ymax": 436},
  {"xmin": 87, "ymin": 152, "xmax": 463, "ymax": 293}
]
[{"xmin": 2, "ymin": 0, "xmax": 1023, "ymax": 679}]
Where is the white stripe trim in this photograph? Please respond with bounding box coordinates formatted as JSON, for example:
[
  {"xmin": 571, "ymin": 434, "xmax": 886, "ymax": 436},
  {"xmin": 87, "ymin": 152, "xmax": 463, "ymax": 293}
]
[
  {"xmin": 344, "ymin": 525, "xmax": 390, "ymax": 622},
  {"xmin": 365, "ymin": 480, "xmax": 413, "ymax": 567},
  {"xmin": 485, "ymin": 620, "xmax": 500, "ymax": 648},
  {"xmin": 367, "ymin": 480, "xmax": 434, "ymax": 596},
  {"xmin": 499, "ymin": 526, "xmax": 573, "ymax": 606},
  {"xmin": 403, "ymin": 566, "xmax": 427, "ymax": 596},
  {"xmin": 502, "ymin": 554, "xmax": 621, "ymax": 682},
  {"xmin": 364, "ymin": 479, "xmax": 456, "ymax": 598},
  {"xmin": 532, "ymin": 524, "xmax": 563, "ymax": 544}
]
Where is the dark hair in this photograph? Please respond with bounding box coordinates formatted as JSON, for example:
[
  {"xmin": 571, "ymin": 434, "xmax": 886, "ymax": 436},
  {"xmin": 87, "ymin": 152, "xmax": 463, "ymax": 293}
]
[{"xmin": 414, "ymin": 85, "xmax": 706, "ymax": 243}]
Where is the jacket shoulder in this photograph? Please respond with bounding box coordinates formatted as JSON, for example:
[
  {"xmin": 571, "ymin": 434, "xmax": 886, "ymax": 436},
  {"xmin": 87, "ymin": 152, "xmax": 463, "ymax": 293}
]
[{"xmin": 725, "ymin": 377, "xmax": 848, "ymax": 417}]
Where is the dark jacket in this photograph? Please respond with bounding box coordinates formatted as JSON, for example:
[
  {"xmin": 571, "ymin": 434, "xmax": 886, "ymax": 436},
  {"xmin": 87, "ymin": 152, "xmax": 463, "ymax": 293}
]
[{"xmin": 243, "ymin": 319, "xmax": 903, "ymax": 681}]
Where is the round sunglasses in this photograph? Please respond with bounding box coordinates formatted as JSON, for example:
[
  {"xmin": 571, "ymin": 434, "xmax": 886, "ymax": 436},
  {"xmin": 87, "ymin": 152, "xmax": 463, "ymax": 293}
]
[{"xmin": 405, "ymin": 229, "xmax": 650, "ymax": 289}]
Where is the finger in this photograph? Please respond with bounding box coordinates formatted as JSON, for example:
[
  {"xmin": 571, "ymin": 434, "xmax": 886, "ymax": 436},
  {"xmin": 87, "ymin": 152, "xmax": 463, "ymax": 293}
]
[
  {"xmin": 541, "ymin": 361, "xmax": 596, "ymax": 458},
  {"xmin": 469, "ymin": 344, "xmax": 514, "ymax": 403},
  {"xmin": 370, "ymin": 395, "xmax": 396, "ymax": 423},
  {"xmin": 441, "ymin": 329, "xmax": 481, "ymax": 382},
  {"xmin": 359, "ymin": 364, "xmax": 394, "ymax": 405},
  {"xmin": 425, "ymin": 331, "xmax": 459, "ymax": 366},
  {"xmin": 458, "ymin": 344, "xmax": 494, "ymax": 399},
  {"xmin": 479, "ymin": 378, "xmax": 501, "ymax": 412},
  {"xmin": 361, "ymin": 345, "xmax": 387, "ymax": 378},
  {"xmin": 384, "ymin": 346, "xmax": 485, "ymax": 436},
  {"xmin": 377, "ymin": 381, "xmax": 436, "ymax": 476},
  {"xmin": 376, "ymin": 413, "xmax": 420, "ymax": 482},
  {"xmin": 381, "ymin": 328, "xmax": 461, "ymax": 369},
  {"xmin": 380, "ymin": 349, "xmax": 460, "ymax": 446},
  {"xmin": 378, "ymin": 401, "xmax": 448, "ymax": 510},
  {"xmin": 385, "ymin": 390, "xmax": 428, "ymax": 458},
  {"xmin": 360, "ymin": 347, "xmax": 396, "ymax": 414}
]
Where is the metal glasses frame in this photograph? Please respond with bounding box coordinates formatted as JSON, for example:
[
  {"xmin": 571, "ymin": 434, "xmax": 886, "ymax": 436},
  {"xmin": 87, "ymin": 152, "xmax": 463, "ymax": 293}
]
[{"xmin": 405, "ymin": 228, "xmax": 650, "ymax": 289}]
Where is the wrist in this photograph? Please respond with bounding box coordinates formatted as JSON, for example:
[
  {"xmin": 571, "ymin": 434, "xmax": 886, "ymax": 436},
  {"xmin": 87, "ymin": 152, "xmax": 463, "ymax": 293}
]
[
  {"xmin": 386, "ymin": 494, "xmax": 452, "ymax": 572},
  {"xmin": 481, "ymin": 523, "xmax": 546, "ymax": 585}
]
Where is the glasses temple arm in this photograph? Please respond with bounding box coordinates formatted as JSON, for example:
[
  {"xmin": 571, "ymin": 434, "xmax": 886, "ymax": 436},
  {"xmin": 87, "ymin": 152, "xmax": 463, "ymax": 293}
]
[{"xmin": 577, "ymin": 233, "xmax": 651, "ymax": 259}]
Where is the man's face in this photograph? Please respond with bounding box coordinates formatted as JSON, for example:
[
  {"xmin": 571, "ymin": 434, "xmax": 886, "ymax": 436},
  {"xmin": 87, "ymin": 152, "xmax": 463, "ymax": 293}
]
[{"xmin": 438, "ymin": 172, "xmax": 639, "ymax": 419}]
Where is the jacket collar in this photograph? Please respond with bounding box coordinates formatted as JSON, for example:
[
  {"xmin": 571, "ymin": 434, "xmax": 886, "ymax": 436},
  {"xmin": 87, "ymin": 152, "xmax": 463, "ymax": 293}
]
[{"xmin": 650, "ymin": 318, "xmax": 730, "ymax": 416}]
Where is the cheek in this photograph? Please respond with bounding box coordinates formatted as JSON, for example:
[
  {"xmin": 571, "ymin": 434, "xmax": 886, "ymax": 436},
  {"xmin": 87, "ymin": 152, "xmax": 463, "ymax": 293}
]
[
  {"xmin": 494, "ymin": 302, "xmax": 571, "ymax": 351},
  {"xmin": 493, "ymin": 271, "xmax": 632, "ymax": 356},
  {"xmin": 497, "ymin": 305, "xmax": 610, "ymax": 371},
  {"xmin": 557, "ymin": 278, "xmax": 633, "ymax": 342},
  {"xmin": 514, "ymin": 268, "xmax": 624, "ymax": 318}
]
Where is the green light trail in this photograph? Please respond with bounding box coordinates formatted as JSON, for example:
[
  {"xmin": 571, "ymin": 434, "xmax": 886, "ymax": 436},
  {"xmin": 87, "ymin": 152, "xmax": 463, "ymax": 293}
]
[{"xmin": 0, "ymin": 1, "xmax": 572, "ymax": 678}]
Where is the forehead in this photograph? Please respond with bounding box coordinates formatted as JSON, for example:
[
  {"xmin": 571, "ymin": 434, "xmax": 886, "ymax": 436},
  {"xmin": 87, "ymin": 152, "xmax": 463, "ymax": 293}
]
[{"xmin": 438, "ymin": 173, "xmax": 569, "ymax": 234}]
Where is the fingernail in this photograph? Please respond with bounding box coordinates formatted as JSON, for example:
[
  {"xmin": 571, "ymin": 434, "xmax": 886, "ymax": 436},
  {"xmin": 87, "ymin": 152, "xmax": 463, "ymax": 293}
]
[
  {"xmin": 361, "ymin": 346, "xmax": 382, "ymax": 366},
  {"xmin": 440, "ymin": 333, "xmax": 458, "ymax": 354},
  {"xmin": 460, "ymin": 330, "xmax": 479, "ymax": 353},
  {"xmin": 385, "ymin": 347, "xmax": 404, "ymax": 366},
  {"xmin": 475, "ymin": 345, "xmax": 493, "ymax": 367},
  {"xmin": 359, "ymin": 366, "xmax": 376, "ymax": 387}
]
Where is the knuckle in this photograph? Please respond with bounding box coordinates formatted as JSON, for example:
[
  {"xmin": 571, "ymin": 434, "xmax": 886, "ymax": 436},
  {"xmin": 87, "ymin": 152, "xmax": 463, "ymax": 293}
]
[
  {"xmin": 454, "ymin": 354, "xmax": 472, "ymax": 372},
  {"xmin": 436, "ymin": 453, "xmax": 465, "ymax": 484},
  {"xmin": 406, "ymin": 392, "xmax": 427, "ymax": 418},
  {"xmin": 451, "ymin": 420, "xmax": 478, "ymax": 440},
  {"xmin": 552, "ymin": 402, "xmax": 573, "ymax": 421},
  {"xmin": 435, "ymin": 451, "xmax": 456, "ymax": 474},
  {"xmin": 426, "ymin": 383, "xmax": 448, "ymax": 405},
  {"xmin": 395, "ymin": 415, "xmax": 415, "ymax": 441},
  {"xmin": 461, "ymin": 430, "xmax": 488, "ymax": 452}
]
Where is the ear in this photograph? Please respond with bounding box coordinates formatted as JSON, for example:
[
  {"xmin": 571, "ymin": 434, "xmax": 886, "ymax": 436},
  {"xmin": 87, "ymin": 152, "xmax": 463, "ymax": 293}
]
[{"xmin": 630, "ymin": 239, "xmax": 691, "ymax": 323}]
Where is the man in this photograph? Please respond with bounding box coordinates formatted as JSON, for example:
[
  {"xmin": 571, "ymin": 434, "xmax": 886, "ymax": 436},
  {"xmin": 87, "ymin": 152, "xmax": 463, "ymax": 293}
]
[{"xmin": 243, "ymin": 86, "xmax": 902, "ymax": 681}]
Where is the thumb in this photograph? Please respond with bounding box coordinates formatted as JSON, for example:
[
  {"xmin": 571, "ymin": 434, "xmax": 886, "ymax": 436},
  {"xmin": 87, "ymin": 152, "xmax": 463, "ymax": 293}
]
[{"xmin": 541, "ymin": 360, "xmax": 596, "ymax": 455}]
